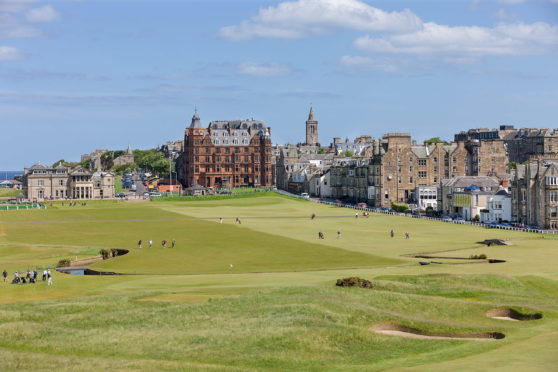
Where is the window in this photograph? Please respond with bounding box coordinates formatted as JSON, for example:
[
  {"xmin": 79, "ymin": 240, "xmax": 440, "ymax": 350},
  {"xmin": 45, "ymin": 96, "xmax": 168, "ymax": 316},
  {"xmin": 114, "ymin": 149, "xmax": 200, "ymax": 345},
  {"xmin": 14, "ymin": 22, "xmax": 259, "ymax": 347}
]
[
  {"xmin": 409, "ymin": 157, "xmax": 413, "ymax": 162},
  {"xmin": 59, "ymin": 180, "xmax": 64, "ymax": 186},
  {"xmin": 409, "ymin": 166, "xmax": 413, "ymax": 172},
  {"xmin": 550, "ymin": 207, "xmax": 558, "ymax": 218},
  {"xmin": 409, "ymin": 176, "xmax": 413, "ymax": 184},
  {"xmin": 547, "ymin": 177, "xmax": 558, "ymax": 185},
  {"xmin": 418, "ymin": 171, "xmax": 427, "ymax": 178},
  {"xmin": 453, "ymin": 156, "xmax": 457, "ymax": 162},
  {"xmin": 398, "ymin": 176, "xmax": 402, "ymax": 184},
  {"xmin": 549, "ymin": 192, "xmax": 558, "ymax": 202},
  {"xmin": 433, "ymin": 157, "xmax": 438, "ymax": 163},
  {"xmin": 38, "ymin": 180, "xmax": 44, "ymax": 186},
  {"xmin": 434, "ymin": 177, "xmax": 438, "ymax": 183},
  {"xmin": 434, "ymin": 166, "xmax": 438, "ymax": 172},
  {"xmin": 418, "ymin": 159, "xmax": 427, "ymax": 166}
]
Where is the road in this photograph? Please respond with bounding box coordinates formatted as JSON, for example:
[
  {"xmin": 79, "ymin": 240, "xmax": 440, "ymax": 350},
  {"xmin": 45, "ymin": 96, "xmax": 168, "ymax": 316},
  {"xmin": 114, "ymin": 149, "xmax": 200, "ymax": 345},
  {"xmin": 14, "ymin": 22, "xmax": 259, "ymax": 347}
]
[{"xmin": 132, "ymin": 174, "xmax": 147, "ymax": 197}]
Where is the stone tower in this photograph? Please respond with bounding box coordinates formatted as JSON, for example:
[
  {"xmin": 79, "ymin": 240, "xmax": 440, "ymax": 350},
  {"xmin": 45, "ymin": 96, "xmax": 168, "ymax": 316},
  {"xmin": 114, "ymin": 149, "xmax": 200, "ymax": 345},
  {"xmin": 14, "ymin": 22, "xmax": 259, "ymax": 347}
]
[{"xmin": 305, "ymin": 107, "xmax": 319, "ymax": 146}]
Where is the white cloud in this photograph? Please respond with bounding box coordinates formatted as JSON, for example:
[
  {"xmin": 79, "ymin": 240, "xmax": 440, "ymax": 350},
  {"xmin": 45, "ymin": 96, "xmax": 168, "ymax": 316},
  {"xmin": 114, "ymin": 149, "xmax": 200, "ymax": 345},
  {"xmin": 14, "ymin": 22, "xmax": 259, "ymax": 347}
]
[
  {"xmin": 497, "ymin": 0, "xmax": 527, "ymax": 4},
  {"xmin": 26, "ymin": 5, "xmax": 59, "ymax": 23},
  {"xmin": 340, "ymin": 55, "xmax": 397, "ymax": 72},
  {"xmin": 354, "ymin": 22, "xmax": 558, "ymax": 56},
  {"xmin": 0, "ymin": 46, "xmax": 22, "ymax": 61},
  {"xmin": 494, "ymin": 8, "xmax": 516, "ymax": 20},
  {"xmin": 219, "ymin": 0, "xmax": 422, "ymax": 40},
  {"xmin": 0, "ymin": 0, "xmax": 39, "ymax": 13},
  {"xmin": 237, "ymin": 62, "xmax": 293, "ymax": 77}
]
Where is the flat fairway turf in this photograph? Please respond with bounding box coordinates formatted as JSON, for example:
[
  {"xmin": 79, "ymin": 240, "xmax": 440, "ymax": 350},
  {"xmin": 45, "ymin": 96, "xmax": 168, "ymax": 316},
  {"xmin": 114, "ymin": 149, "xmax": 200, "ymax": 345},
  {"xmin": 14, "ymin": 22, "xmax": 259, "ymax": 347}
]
[{"xmin": 1, "ymin": 194, "xmax": 558, "ymax": 371}]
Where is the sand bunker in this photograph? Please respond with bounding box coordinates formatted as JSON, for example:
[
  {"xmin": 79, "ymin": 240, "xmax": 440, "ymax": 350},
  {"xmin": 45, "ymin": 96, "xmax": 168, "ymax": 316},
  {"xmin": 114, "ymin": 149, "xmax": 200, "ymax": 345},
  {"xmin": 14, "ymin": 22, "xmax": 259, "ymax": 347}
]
[
  {"xmin": 486, "ymin": 308, "xmax": 542, "ymax": 321},
  {"xmin": 370, "ymin": 322, "xmax": 505, "ymax": 341}
]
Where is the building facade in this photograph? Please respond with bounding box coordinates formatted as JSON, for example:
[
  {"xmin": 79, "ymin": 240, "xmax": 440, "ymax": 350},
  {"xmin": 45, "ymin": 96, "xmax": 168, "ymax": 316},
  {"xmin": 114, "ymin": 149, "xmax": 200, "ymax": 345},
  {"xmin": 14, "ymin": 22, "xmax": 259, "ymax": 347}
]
[
  {"xmin": 182, "ymin": 112, "xmax": 273, "ymax": 188},
  {"xmin": 513, "ymin": 157, "xmax": 558, "ymax": 229},
  {"xmin": 24, "ymin": 164, "xmax": 115, "ymax": 200}
]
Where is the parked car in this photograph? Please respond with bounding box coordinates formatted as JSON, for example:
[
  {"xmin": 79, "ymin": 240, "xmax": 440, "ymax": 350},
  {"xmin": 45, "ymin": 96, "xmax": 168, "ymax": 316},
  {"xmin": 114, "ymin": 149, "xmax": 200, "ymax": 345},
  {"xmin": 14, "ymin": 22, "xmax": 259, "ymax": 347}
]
[
  {"xmin": 149, "ymin": 192, "xmax": 162, "ymax": 197},
  {"xmin": 300, "ymin": 193, "xmax": 310, "ymax": 199},
  {"xmin": 442, "ymin": 216, "xmax": 452, "ymax": 222},
  {"xmin": 116, "ymin": 192, "xmax": 127, "ymax": 198}
]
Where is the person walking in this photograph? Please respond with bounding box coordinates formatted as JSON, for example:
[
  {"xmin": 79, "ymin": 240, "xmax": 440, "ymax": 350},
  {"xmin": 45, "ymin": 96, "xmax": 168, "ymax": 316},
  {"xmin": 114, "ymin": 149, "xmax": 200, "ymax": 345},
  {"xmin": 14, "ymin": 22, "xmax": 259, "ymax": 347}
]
[
  {"xmin": 138, "ymin": 240, "xmax": 142, "ymax": 249},
  {"xmin": 337, "ymin": 231, "xmax": 341, "ymax": 239},
  {"xmin": 318, "ymin": 232, "xmax": 324, "ymax": 239},
  {"xmin": 311, "ymin": 213, "xmax": 316, "ymax": 220},
  {"xmin": 42, "ymin": 269, "xmax": 47, "ymax": 281},
  {"xmin": 2, "ymin": 269, "xmax": 7, "ymax": 283},
  {"xmin": 219, "ymin": 217, "xmax": 223, "ymax": 224},
  {"xmin": 355, "ymin": 212, "xmax": 358, "ymax": 218},
  {"xmin": 171, "ymin": 239, "xmax": 175, "ymax": 248},
  {"xmin": 148, "ymin": 240, "xmax": 152, "ymax": 248},
  {"xmin": 47, "ymin": 270, "xmax": 52, "ymax": 286},
  {"xmin": 390, "ymin": 229, "xmax": 394, "ymax": 238},
  {"xmin": 405, "ymin": 232, "xmax": 410, "ymax": 239}
]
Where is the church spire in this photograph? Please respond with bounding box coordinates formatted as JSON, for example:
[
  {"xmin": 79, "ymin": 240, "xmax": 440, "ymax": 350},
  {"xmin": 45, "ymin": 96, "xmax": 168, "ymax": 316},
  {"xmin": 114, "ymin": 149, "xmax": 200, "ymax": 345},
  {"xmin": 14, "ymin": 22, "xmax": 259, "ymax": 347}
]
[
  {"xmin": 305, "ymin": 106, "xmax": 319, "ymax": 146},
  {"xmin": 126, "ymin": 144, "xmax": 132, "ymax": 155}
]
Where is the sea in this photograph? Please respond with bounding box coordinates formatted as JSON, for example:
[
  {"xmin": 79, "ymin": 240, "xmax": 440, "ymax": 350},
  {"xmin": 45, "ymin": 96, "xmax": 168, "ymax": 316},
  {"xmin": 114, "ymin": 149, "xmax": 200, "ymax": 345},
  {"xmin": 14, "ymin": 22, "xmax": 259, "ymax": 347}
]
[{"xmin": 0, "ymin": 171, "xmax": 22, "ymax": 181}]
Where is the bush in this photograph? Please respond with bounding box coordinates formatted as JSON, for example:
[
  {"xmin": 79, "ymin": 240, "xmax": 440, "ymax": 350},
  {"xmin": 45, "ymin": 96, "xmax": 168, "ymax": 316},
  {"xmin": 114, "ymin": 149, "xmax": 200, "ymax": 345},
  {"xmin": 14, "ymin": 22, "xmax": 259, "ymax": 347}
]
[
  {"xmin": 99, "ymin": 249, "xmax": 111, "ymax": 260},
  {"xmin": 390, "ymin": 202, "xmax": 409, "ymax": 213},
  {"xmin": 469, "ymin": 254, "xmax": 488, "ymax": 259},
  {"xmin": 110, "ymin": 248, "xmax": 119, "ymax": 257},
  {"xmin": 56, "ymin": 259, "xmax": 71, "ymax": 268},
  {"xmin": 336, "ymin": 277, "xmax": 373, "ymax": 289}
]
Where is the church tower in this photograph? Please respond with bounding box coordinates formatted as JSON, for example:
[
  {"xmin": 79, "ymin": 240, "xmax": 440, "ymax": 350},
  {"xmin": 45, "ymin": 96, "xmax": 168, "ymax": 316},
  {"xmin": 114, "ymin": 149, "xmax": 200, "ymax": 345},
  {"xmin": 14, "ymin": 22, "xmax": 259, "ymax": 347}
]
[{"xmin": 305, "ymin": 107, "xmax": 319, "ymax": 146}]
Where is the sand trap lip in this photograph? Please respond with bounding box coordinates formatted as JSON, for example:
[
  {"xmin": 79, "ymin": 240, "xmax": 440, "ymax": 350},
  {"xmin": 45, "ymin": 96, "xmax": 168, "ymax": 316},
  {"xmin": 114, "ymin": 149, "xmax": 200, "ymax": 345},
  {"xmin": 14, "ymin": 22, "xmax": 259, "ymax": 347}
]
[
  {"xmin": 486, "ymin": 308, "xmax": 542, "ymax": 321},
  {"xmin": 370, "ymin": 323, "xmax": 505, "ymax": 341}
]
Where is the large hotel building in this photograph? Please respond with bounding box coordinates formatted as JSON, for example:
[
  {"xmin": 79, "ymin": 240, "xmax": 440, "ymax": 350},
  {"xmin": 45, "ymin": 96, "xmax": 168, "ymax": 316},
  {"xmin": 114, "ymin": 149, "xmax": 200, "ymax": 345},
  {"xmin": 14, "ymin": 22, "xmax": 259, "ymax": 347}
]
[{"xmin": 182, "ymin": 112, "xmax": 273, "ymax": 188}]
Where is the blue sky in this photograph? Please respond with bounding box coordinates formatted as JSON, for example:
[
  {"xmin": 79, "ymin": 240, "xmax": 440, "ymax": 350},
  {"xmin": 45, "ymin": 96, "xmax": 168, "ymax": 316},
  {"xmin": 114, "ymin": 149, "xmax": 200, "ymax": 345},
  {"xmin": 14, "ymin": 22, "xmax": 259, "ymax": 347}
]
[{"xmin": 1, "ymin": 0, "xmax": 557, "ymax": 170}]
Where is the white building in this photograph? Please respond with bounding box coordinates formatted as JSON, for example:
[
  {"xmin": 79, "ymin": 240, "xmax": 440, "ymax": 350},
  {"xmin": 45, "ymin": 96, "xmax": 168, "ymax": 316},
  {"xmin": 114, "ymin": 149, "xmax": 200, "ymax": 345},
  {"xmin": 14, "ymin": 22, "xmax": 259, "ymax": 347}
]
[
  {"xmin": 415, "ymin": 186, "xmax": 438, "ymax": 211},
  {"xmin": 481, "ymin": 189, "xmax": 512, "ymax": 223},
  {"xmin": 309, "ymin": 170, "xmax": 332, "ymax": 198}
]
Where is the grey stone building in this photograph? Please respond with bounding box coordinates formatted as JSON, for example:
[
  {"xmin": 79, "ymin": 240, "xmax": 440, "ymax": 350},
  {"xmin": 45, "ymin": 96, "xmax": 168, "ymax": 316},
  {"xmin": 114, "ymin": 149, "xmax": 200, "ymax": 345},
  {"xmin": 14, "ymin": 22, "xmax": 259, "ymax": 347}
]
[
  {"xmin": 455, "ymin": 126, "xmax": 558, "ymax": 164},
  {"xmin": 513, "ymin": 156, "xmax": 558, "ymax": 229},
  {"xmin": 24, "ymin": 163, "xmax": 115, "ymax": 201}
]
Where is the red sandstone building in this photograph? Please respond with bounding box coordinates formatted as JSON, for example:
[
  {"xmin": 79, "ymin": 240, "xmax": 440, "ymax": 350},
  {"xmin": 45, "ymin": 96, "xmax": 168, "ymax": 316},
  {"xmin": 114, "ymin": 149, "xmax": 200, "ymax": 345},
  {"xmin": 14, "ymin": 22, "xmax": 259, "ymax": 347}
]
[{"xmin": 182, "ymin": 112, "xmax": 273, "ymax": 188}]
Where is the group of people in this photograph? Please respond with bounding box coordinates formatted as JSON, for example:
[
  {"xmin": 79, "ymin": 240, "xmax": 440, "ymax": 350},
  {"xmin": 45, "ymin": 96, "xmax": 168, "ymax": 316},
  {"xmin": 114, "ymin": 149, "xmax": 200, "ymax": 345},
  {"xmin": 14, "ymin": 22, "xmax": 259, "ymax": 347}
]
[
  {"xmin": 60, "ymin": 202, "xmax": 87, "ymax": 207},
  {"xmin": 317, "ymin": 231, "xmax": 343, "ymax": 239},
  {"xmin": 137, "ymin": 239, "xmax": 175, "ymax": 249},
  {"xmin": 4, "ymin": 269, "xmax": 53, "ymax": 285},
  {"xmin": 390, "ymin": 230, "xmax": 411, "ymax": 239}
]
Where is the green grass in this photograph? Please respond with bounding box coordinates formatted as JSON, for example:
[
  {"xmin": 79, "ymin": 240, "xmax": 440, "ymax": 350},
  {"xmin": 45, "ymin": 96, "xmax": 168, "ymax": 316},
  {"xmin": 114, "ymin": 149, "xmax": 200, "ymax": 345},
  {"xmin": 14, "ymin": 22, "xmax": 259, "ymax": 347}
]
[
  {"xmin": 0, "ymin": 188, "xmax": 20, "ymax": 197},
  {"xmin": 1, "ymin": 195, "xmax": 558, "ymax": 370}
]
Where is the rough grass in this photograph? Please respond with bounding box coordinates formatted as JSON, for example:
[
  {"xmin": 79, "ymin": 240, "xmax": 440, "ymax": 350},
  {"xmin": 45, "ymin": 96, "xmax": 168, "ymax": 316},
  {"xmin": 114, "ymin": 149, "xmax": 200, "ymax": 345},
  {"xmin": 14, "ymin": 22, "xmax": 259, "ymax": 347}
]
[
  {"xmin": 0, "ymin": 275, "xmax": 556, "ymax": 371},
  {"xmin": 1, "ymin": 196, "xmax": 558, "ymax": 370}
]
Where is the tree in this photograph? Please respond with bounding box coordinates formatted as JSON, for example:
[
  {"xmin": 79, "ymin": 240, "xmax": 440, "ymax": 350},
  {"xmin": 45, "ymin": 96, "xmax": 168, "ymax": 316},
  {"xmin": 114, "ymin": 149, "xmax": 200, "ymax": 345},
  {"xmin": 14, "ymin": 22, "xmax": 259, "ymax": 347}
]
[
  {"xmin": 424, "ymin": 137, "xmax": 448, "ymax": 145},
  {"xmin": 317, "ymin": 147, "xmax": 326, "ymax": 154},
  {"xmin": 100, "ymin": 151, "xmax": 114, "ymax": 170},
  {"xmin": 134, "ymin": 149, "xmax": 169, "ymax": 176},
  {"xmin": 391, "ymin": 202, "xmax": 409, "ymax": 213},
  {"xmin": 80, "ymin": 159, "xmax": 92, "ymax": 169},
  {"xmin": 344, "ymin": 149, "xmax": 354, "ymax": 157}
]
